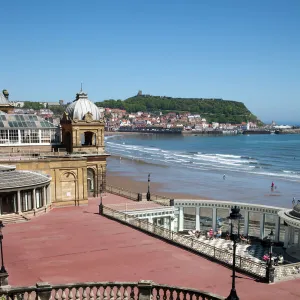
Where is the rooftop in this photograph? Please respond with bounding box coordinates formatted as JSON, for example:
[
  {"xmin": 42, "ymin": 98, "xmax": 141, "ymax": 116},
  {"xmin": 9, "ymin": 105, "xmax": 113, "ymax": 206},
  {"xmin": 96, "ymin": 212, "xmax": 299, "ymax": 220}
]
[
  {"xmin": 0, "ymin": 169, "xmax": 50, "ymax": 190},
  {"xmin": 65, "ymin": 90, "xmax": 101, "ymax": 121},
  {"xmin": 0, "ymin": 113, "xmax": 57, "ymax": 129},
  {"xmin": 0, "ymin": 90, "xmax": 10, "ymax": 105}
]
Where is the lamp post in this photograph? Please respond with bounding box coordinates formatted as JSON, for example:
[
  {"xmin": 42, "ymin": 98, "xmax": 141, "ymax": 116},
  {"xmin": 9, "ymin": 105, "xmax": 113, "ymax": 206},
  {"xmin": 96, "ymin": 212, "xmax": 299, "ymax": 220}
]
[
  {"xmin": 0, "ymin": 221, "xmax": 7, "ymax": 274},
  {"xmin": 266, "ymin": 229, "xmax": 275, "ymax": 283},
  {"xmin": 226, "ymin": 206, "xmax": 242, "ymax": 300},
  {"xmin": 146, "ymin": 173, "xmax": 151, "ymax": 201}
]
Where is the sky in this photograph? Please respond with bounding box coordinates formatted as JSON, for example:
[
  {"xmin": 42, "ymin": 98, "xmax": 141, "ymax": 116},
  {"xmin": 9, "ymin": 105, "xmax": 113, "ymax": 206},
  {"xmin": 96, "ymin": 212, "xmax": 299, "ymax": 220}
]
[{"xmin": 0, "ymin": 0, "xmax": 299, "ymax": 123}]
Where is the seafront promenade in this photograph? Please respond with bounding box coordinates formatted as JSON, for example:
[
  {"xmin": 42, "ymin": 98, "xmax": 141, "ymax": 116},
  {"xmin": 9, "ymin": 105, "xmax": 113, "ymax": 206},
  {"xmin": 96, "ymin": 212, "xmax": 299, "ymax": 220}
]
[{"xmin": 2, "ymin": 193, "xmax": 300, "ymax": 300}]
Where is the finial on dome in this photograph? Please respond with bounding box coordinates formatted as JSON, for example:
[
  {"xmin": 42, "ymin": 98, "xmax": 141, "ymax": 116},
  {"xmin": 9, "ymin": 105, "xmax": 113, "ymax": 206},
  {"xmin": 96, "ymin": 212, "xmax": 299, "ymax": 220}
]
[{"xmin": 80, "ymin": 82, "xmax": 83, "ymax": 92}]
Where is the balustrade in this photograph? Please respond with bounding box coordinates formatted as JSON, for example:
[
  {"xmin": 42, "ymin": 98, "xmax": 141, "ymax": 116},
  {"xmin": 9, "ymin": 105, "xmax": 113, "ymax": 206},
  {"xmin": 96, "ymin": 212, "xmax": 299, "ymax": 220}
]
[
  {"xmin": 105, "ymin": 185, "xmax": 169, "ymax": 204},
  {"xmin": 102, "ymin": 206, "xmax": 267, "ymax": 280},
  {"xmin": 0, "ymin": 281, "xmax": 224, "ymax": 300}
]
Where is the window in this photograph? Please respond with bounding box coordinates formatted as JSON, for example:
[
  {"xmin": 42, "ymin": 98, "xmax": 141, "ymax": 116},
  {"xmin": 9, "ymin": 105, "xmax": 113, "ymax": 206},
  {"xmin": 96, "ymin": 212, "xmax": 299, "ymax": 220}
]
[
  {"xmin": 21, "ymin": 129, "xmax": 31, "ymax": 143},
  {"xmin": 21, "ymin": 190, "xmax": 33, "ymax": 212},
  {"xmin": 0, "ymin": 130, "xmax": 9, "ymax": 144},
  {"xmin": 31, "ymin": 129, "xmax": 39, "ymax": 143},
  {"xmin": 9, "ymin": 130, "xmax": 19, "ymax": 143},
  {"xmin": 36, "ymin": 188, "xmax": 43, "ymax": 208},
  {"xmin": 41, "ymin": 129, "xmax": 51, "ymax": 143}
]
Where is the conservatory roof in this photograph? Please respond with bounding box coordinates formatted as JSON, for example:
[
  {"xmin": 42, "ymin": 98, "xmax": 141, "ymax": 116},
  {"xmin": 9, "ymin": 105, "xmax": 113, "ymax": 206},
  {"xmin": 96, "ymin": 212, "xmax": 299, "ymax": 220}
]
[{"xmin": 0, "ymin": 114, "xmax": 57, "ymax": 129}]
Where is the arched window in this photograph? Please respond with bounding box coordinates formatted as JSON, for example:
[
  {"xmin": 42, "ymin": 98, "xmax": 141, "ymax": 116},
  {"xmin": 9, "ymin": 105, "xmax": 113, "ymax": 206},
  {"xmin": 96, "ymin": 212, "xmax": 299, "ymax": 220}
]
[
  {"xmin": 82, "ymin": 131, "xmax": 96, "ymax": 146},
  {"xmin": 87, "ymin": 168, "xmax": 95, "ymax": 196}
]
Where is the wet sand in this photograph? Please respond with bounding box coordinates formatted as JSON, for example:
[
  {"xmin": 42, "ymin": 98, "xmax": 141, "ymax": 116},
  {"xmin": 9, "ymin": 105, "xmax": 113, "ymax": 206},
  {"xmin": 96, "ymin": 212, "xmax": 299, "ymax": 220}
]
[{"xmin": 107, "ymin": 170, "xmax": 212, "ymax": 200}]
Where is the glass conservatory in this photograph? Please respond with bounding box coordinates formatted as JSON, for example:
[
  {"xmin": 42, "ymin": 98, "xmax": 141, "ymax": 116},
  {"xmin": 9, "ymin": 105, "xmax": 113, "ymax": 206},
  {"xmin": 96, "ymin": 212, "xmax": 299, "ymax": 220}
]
[{"xmin": 0, "ymin": 112, "xmax": 60, "ymax": 146}]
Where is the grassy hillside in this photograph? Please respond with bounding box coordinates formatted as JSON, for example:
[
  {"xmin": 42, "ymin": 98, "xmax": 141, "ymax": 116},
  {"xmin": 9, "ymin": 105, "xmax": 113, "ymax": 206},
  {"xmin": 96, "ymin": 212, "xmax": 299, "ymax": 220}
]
[{"xmin": 96, "ymin": 95, "xmax": 259, "ymax": 124}]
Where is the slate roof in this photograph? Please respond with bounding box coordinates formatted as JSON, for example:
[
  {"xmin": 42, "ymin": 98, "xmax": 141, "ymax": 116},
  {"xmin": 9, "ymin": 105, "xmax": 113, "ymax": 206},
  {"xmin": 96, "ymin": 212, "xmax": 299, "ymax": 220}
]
[{"xmin": 0, "ymin": 167, "xmax": 51, "ymax": 190}]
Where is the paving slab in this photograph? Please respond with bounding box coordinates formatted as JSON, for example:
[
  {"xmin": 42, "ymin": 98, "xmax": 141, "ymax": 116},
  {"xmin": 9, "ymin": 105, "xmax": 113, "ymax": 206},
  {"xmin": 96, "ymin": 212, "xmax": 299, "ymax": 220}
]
[{"xmin": 3, "ymin": 193, "xmax": 300, "ymax": 300}]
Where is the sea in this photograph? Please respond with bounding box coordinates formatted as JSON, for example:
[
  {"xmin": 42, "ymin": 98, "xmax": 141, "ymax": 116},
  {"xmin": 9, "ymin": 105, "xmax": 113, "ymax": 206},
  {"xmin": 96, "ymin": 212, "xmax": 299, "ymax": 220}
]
[{"xmin": 105, "ymin": 133, "xmax": 300, "ymax": 208}]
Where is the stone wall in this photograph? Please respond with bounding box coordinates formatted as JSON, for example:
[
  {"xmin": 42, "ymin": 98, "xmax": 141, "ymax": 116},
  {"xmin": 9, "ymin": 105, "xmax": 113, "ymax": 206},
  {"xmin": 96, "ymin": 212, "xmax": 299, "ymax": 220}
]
[
  {"xmin": 0, "ymin": 155, "xmax": 107, "ymax": 207},
  {"xmin": 0, "ymin": 145, "xmax": 52, "ymax": 153}
]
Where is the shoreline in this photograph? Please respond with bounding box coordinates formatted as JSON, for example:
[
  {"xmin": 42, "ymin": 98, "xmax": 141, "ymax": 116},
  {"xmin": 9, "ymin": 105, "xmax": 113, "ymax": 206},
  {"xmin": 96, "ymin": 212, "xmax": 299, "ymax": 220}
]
[{"xmin": 106, "ymin": 168, "xmax": 214, "ymax": 200}]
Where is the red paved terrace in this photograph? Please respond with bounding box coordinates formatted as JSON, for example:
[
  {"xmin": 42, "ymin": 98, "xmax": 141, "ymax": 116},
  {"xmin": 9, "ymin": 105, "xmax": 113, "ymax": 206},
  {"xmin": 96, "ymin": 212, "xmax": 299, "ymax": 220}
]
[{"xmin": 4, "ymin": 194, "xmax": 300, "ymax": 300}]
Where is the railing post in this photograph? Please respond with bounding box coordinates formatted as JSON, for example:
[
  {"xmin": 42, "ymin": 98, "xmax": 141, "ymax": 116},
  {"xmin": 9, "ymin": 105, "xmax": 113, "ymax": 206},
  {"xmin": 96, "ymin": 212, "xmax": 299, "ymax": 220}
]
[
  {"xmin": 0, "ymin": 272, "xmax": 9, "ymax": 288},
  {"xmin": 138, "ymin": 280, "xmax": 153, "ymax": 300},
  {"xmin": 36, "ymin": 282, "xmax": 52, "ymax": 300}
]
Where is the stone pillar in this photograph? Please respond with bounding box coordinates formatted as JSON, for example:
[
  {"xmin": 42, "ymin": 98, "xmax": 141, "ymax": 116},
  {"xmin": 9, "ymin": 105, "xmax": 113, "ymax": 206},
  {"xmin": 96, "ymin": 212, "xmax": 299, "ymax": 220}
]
[
  {"xmin": 18, "ymin": 129, "xmax": 21, "ymax": 144},
  {"xmin": 36, "ymin": 282, "xmax": 52, "ymax": 300},
  {"xmin": 138, "ymin": 280, "xmax": 153, "ymax": 300},
  {"xmin": 33, "ymin": 188, "xmax": 36, "ymax": 210},
  {"xmin": 179, "ymin": 206, "xmax": 184, "ymax": 232},
  {"xmin": 38, "ymin": 129, "xmax": 42, "ymax": 144},
  {"xmin": 47, "ymin": 185, "xmax": 51, "ymax": 205},
  {"xmin": 148, "ymin": 217, "xmax": 153, "ymax": 224},
  {"xmin": 212, "ymin": 207, "xmax": 217, "ymax": 231},
  {"xmin": 195, "ymin": 206, "xmax": 200, "ymax": 231},
  {"xmin": 284, "ymin": 226, "xmax": 290, "ymax": 248},
  {"xmin": 17, "ymin": 190, "xmax": 21, "ymax": 213},
  {"xmin": 170, "ymin": 216, "xmax": 174, "ymax": 231},
  {"xmin": 274, "ymin": 216, "xmax": 280, "ymax": 243},
  {"xmin": 260, "ymin": 213, "xmax": 265, "ymax": 239},
  {"xmin": 290, "ymin": 227, "xmax": 295, "ymax": 245},
  {"xmin": 0, "ymin": 272, "xmax": 9, "ymax": 287},
  {"xmin": 43, "ymin": 186, "xmax": 46, "ymax": 207},
  {"xmin": 243, "ymin": 211, "xmax": 249, "ymax": 236}
]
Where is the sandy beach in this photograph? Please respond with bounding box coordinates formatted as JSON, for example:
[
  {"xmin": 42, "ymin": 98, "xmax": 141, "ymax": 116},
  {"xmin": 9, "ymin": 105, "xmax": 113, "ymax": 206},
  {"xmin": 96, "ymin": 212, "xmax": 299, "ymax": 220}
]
[{"xmin": 107, "ymin": 156, "xmax": 212, "ymax": 200}]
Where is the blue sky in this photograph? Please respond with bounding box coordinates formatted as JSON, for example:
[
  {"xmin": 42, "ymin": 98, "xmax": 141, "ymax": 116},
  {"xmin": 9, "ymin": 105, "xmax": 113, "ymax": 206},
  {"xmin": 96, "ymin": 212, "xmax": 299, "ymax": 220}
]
[{"xmin": 0, "ymin": 0, "xmax": 299, "ymax": 123}]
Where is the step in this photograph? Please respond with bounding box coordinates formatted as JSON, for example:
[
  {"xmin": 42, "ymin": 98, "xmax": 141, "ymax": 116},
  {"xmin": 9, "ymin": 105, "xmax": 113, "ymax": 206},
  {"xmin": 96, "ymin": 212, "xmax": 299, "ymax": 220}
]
[{"xmin": 0, "ymin": 214, "xmax": 29, "ymax": 225}]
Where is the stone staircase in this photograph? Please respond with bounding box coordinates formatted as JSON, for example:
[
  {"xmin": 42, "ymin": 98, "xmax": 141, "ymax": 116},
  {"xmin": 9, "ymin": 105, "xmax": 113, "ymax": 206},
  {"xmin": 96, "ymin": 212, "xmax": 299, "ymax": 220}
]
[{"xmin": 0, "ymin": 214, "xmax": 29, "ymax": 225}]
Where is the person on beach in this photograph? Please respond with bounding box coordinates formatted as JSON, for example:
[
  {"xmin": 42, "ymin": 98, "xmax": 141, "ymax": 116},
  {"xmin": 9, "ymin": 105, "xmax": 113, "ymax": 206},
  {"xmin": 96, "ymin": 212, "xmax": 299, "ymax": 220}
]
[
  {"xmin": 223, "ymin": 174, "xmax": 226, "ymax": 180},
  {"xmin": 271, "ymin": 181, "xmax": 274, "ymax": 191}
]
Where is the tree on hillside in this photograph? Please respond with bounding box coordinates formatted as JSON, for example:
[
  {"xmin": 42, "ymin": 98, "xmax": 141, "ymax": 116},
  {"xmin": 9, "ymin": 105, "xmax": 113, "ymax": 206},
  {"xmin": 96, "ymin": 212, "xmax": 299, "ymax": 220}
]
[{"xmin": 23, "ymin": 101, "xmax": 44, "ymax": 110}]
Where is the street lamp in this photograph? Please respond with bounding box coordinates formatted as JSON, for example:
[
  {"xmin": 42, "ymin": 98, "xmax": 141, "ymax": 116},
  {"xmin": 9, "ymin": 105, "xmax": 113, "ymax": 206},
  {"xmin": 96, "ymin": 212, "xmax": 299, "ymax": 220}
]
[
  {"xmin": 146, "ymin": 173, "xmax": 151, "ymax": 201},
  {"xmin": 266, "ymin": 229, "xmax": 275, "ymax": 283},
  {"xmin": 226, "ymin": 206, "xmax": 242, "ymax": 300},
  {"xmin": 0, "ymin": 221, "xmax": 7, "ymax": 274}
]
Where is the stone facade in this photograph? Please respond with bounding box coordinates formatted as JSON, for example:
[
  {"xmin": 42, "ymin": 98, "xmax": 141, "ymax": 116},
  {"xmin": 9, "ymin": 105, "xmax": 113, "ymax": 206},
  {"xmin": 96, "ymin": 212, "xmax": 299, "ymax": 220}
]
[
  {"xmin": 0, "ymin": 89, "xmax": 108, "ymax": 208},
  {"xmin": 0, "ymin": 154, "xmax": 108, "ymax": 207}
]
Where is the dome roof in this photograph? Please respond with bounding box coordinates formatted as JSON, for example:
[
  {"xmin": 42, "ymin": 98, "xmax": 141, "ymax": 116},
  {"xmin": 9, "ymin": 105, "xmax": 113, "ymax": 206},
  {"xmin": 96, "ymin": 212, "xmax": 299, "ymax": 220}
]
[
  {"xmin": 0, "ymin": 90, "xmax": 10, "ymax": 105},
  {"xmin": 66, "ymin": 91, "xmax": 101, "ymax": 121},
  {"xmin": 290, "ymin": 202, "xmax": 300, "ymax": 219}
]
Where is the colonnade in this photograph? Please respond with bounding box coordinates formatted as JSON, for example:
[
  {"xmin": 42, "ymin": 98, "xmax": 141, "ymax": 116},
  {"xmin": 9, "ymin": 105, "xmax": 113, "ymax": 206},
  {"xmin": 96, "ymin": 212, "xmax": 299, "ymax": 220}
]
[
  {"xmin": 283, "ymin": 226, "xmax": 300, "ymax": 249},
  {"xmin": 177, "ymin": 206, "xmax": 281, "ymax": 242},
  {"xmin": 148, "ymin": 215, "xmax": 175, "ymax": 231},
  {"xmin": 0, "ymin": 184, "xmax": 51, "ymax": 215}
]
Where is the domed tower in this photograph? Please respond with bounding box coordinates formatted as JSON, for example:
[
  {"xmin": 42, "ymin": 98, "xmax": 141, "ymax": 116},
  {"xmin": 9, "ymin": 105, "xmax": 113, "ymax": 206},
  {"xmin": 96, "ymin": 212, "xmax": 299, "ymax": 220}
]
[
  {"xmin": 60, "ymin": 90, "xmax": 104, "ymax": 154},
  {"xmin": 0, "ymin": 89, "xmax": 14, "ymax": 113}
]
